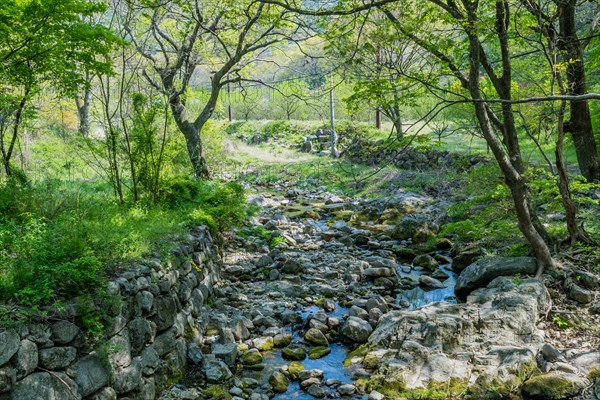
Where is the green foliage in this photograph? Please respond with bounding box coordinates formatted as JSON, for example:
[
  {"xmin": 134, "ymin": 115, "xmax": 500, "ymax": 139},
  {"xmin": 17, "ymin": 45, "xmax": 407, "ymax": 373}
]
[{"xmin": 551, "ymin": 315, "xmax": 571, "ymax": 330}]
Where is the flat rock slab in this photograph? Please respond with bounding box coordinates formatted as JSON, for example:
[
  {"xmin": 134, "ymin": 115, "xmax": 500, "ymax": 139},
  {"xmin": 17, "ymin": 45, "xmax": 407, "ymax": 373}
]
[{"xmin": 455, "ymin": 256, "xmax": 537, "ymax": 300}]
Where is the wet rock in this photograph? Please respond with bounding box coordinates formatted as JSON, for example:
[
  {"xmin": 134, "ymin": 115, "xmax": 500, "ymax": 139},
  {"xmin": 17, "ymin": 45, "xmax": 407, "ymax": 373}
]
[
  {"xmin": 282, "ymin": 345, "xmax": 307, "ymax": 361},
  {"xmin": 419, "ymin": 275, "xmax": 445, "ymax": 289},
  {"xmin": 522, "ymin": 371, "xmax": 589, "ymax": 399},
  {"xmin": 455, "ymin": 256, "xmax": 537, "ymax": 300},
  {"xmin": 288, "ymin": 361, "xmax": 305, "ymax": 379},
  {"xmin": 304, "ymin": 328, "xmax": 329, "ymax": 346},
  {"xmin": 269, "ymin": 371, "xmax": 289, "ymax": 393},
  {"xmin": 240, "ymin": 349, "xmax": 263, "ymax": 365},
  {"xmin": 308, "ymin": 347, "xmax": 331, "ymax": 359},
  {"xmin": 338, "ymin": 384, "xmax": 356, "ymax": 396},
  {"xmin": 413, "ymin": 254, "xmax": 438, "ymax": 271},
  {"xmin": 273, "ymin": 333, "xmax": 292, "ymax": 348},
  {"xmin": 349, "ymin": 305, "xmax": 369, "ymax": 321},
  {"xmin": 342, "ymin": 316, "xmax": 373, "ymax": 343},
  {"xmin": 435, "ymin": 238, "xmax": 453, "ymax": 250},
  {"xmin": 306, "ymin": 384, "xmax": 327, "ymax": 398}
]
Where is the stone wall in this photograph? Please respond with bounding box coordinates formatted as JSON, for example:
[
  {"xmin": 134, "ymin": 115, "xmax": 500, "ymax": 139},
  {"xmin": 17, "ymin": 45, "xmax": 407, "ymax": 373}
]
[{"xmin": 0, "ymin": 226, "xmax": 221, "ymax": 400}]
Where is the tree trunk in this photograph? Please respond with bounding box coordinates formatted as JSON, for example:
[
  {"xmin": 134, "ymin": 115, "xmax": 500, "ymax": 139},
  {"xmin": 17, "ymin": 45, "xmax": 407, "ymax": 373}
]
[
  {"xmin": 465, "ymin": 4, "xmax": 555, "ymax": 276},
  {"xmin": 181, "ymin": 121, "xmax": 210, "ymax": 179},
  {"xmin": 76, "ymin": 75, "xmax": 92, "ymax": 137},
  {"xmin": 559, "ymin": 0, "xmax": 600, "ymax": 182}
]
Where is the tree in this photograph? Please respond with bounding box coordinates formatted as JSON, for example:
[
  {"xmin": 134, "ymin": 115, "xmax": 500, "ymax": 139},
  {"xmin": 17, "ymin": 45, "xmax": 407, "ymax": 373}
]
[
  {"xmin": 127, "ymin": 0, "xmax": 298, "ymax": 178},
  {"xmin": 0, "ymin": 0, "xmax": 115, "ymax": 176}
]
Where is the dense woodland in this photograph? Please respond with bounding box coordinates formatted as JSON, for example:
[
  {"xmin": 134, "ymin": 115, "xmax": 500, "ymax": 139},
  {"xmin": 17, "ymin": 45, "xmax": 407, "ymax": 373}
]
[{"xmin": 1, "ymin": 0, "xmax": 600, "ymax": 368}]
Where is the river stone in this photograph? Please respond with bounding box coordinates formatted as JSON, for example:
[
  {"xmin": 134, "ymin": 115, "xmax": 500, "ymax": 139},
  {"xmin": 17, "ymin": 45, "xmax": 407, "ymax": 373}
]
[
  {"xmin": 0, "ymin": 330, "xmax": 20, "ymax": 365},
  {"xmin": 306, "ymin": 384, "xmax": 327, "ymax": 398},
  {"xmin": 419, "ymin": 275, "xmax": 445, "ymax": 289},
  {"xmin": 212, "ymin": 343, "xmax": 238, "ymax": 368},
  {"xmin": 240, "ymin": 349, "xmax": 263, "ymax": 365},
  {"xmin": 273, "ymin": 333, "xmax": 292, "ymax": 348},
  {"xmin": 282, "ymin": 345, "xmax": 307, "ymax": 361},
  {"xmin": 281, "ymin": 259, "xmax": 304, "ymax": 274},
  {"xmin": 362, "ymin": 268, "xmax": 393, "ymax": 278},
  {"xmin": 455, "ymin": 256, "xmax": 537, "ymax": 300},
  {"xmin": 15, "ymin": 339, "xmax": 37, "ymax": 378},
  {"xmin": 413, "ymin": 254, "xmax": 438, "ymax": 271},
  {"xmin": 269, "ymin": 371, "xmax": 289, "ymax": 393},
  {"xmin": 12, "ymin": 371, "xmax": 79, "ymax": 399},
  {"xmin": 349, "ymin": 305, "xmax": 369, "ymax": 320},
  {"xmin": 338, "ymin": 384, "xmax": 356, "ymax": 395},
  {"xmin": 341, "ymin": 316, "xmax": 373, "ymax": 343},
  {"xmin": 521, "ymin": 372, "xmax": 589, "ymax": 399},
  {"xmin": 73, "ymin": 354, "xmax": 110, "ymax": 396},
  {"xmin": 50, "ymin": 321, "xmax": 80, "ymax": 345},
  {"xmin": 288, "ymin": 361, "xmax": 305, "ymax": 379},
  {"xmin": 308, "ymin": 347, "xmax": 331, "ymax": 359},
  {"xmin": 204, "ymin": 358, "xmax": 233, "ymax": 383},
  {"xmin": 38, "ymin": 346, "xmax": 77, "ymax": 370},
  {"xmin": 304, "ymin": 328, "xmax": 329, "ymax": 346}
]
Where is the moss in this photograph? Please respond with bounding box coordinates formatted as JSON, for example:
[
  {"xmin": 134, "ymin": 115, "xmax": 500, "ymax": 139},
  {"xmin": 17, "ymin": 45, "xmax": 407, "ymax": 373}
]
[
  {"xmin": 288, "ymin": 361, "xmax": 305, "ymax": 379},
  {"xmin": 203, "ymin": 385, "xmax": 232, "ymax": 400},
  {"xmin": 522, "ymin": 372, "xmax": 583, "ymax": 399},
  {"xmin": 588, "ymin": 366, "xmax": 600, "ymax": 380},
  {"xmin": 308, "ymin": 346, "xmax": 331, "ymax": 359},
  {"xmin": 343, "ymin": 343, "xmax": 372, "ymax": 367}
]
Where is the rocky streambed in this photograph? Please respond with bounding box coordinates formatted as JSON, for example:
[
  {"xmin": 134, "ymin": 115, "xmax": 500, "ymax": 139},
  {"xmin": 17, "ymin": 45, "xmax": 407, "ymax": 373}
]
[{"xmin": 163, "ymin": 187, "xmax": 599, "ymax": 400}]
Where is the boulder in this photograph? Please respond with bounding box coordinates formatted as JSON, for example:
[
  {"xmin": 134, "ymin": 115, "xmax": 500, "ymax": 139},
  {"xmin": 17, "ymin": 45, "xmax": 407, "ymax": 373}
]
[
  {"xmin": 240, "ymin": 349, "xmax": 263, "ymax": 365},
  {"xmin": 50, "ymin": 321, "xmax": 80, "ymax": 345},
  {"xmin": 282, "ymin": 345, "xmax": 307, "ymax": 361},
  {"xmin": 73, "ymin": 354, "xmax": 110, "ymax": 397},
  {"xmin": 204, "ymin": 358, "xmax": 233, "ymax": 383},
  {"xmin": 308, "ymin": 347, "xmax": 331, "ymax": 359},
  {"xmin": 522, "ymin": 372, "xmax": 589, "ymax": 399},
  {"xmin": 418, "ymin": 275, "xmax": 446, "ymax": 289},
  {"xmin": 12, "ymin": 372, "xmax": 78, "ymax": 399},
  {"xmin": 341, "ymin": 316, "xmax": 373, "ymax": 343},
  {"xmin": 269, "ymin": 371, "xmax": 289, "ymax": 393},
  {"xmin": 0, "ymin": 330, "xmax": 20, "ymax": 365},
  {"xmin": 413, "ymin": 254, "xmax": 438, "ymax": 271},
  {"xmin": 38, "ymin": 347, "xmax": 77, "ymax": 370},
  {"xmin": 452, "ymin": 246, "xmax": 487, "ymax": 271},
  {"xmin": 455, "ymin": 257, "xmax": 537, "ymax": 300},
  {"xmin": 304, "ymin": 328, "xmax": 329, "ymax": 346},
  {"xmin": 14, "ymin": 339, "xmax": 37, "ymax": 378}
]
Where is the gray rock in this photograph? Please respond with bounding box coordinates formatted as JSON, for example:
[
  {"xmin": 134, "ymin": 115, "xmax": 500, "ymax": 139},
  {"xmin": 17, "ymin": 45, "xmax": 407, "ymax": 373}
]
[
  {"xmin": 338, "ymin": 384, "xmax": 356, "ymax": 395},
  {"xmin": 281, "ymin": 259, "xmax": 304, "ymax": 274},
  {"xmin": 187, "ymin": 342, "xmax": 204, "ymax": 365},
  {"xmin": 452, "ymin": 246, "xmax": 487, "ymax": 271},
  {"xmin": 73, "ymin": 354, "xmax": 109, "ymax": 397},
  {"xmin": 413, "ymin": 254, "xmax": 438, "ymax": 271},
  {"xmin": 140, "ymin": 347, "xmax": 160, "ymax": 375},
  {"xmin": 38, "ymin": 347, "xmax": 77, "ymax": 370},
  {"xmin": 136, "ymin": 291, "xmax": 154, "ymax": 315},
  {"xmin": 50, "ymin": 321, "xmax": 80, "ymax": 345},
  {"xmin": 128, "ymin": 318, "xmax": 154, "ymax": 355},
  {"xmin": 107, "ymin": 334, "xmax": 131, "ymax": 368},
  {"xmin": 204, "ymin": 358, "xmax": 233, "ymax": 383},
  {"xmin": 304, "ymin": 328, "xmax": 329, "ymax": 346},
  {"xmin": 565, "ymin": 278, "xmax": 594, "ymax": 304},
  {"xmin": 0, "ymin": 331, "xmax": 19, "ymax": 366},
  {"xmin": 89, "ymin": 387, "xmax": 117, "ymax": 400},
  {"xmin": 349, "ymin": 306, "xmax": 369, "ymax": 320},
  {"xmin": 12, "ymin": 372, "xmax": 79, "ymax": 400},
  {"xmin": 306, "ymin": 384, "xmax": 327, "ymax": 398},
  {"xmin": 0, "ymin": 367, "xmax": 16, "ymax": 393},
  {"xmin": 153, "ymin": 328, "xmax": 177, "ymax": 357},
  {"xmin": 113, "ymin": 358, "xmax": 142, "ymax": 394},
  {"xmin": 212, "ymin": 342, "xmax": 238, "ymax": 368},
  {"xmin": 154, "ymin": 295, "xmax": 178, "ymax": 331},
  {"xmin": 14, "ymin": 339, "xmax": 37, "ymax": 378},
  {"xmin": 368, "ymin": 390, "xmax": 385, "ymax": 400},
  {"xmin": 341, "ymin": 316, "xmax": 373, "ymax": 343},
  {"xmin": 419, "ymin": 275, "xmax": 445, "ymax": 289},
  {"xmin": 362, "ymin": 268, "xmax": 393, "ymax": 278},
  {"xmin": 522, "ymin": 371, "xmax": 589, "ymax": 399},
  {"xmin": 455, "ymin": 257, "xmax": 537, "ymax": 300},
  {"xmin": 573, "ymin": 269, "xmax": 600, "ymax": 290}
]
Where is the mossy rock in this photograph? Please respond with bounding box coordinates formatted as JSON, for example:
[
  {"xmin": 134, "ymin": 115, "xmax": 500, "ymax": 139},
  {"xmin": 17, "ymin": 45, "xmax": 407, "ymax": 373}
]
[
  {"xmin": 203, "ymin": 385, "xmax": 232, "ymax": 400},
  {"xmin": 281, "ymin": 345, "xmax": 306, "ymax": 361},
  {"xmin": 288, "ymin": 361, "xmax": 305, "ymax": 379},
  {"xmin": 240, "ymin": 349, "xmax": 263, "ymax": 365},
  {"xmin": 343, "ymin": 343, "xmax": 371, "ymax": 367},
  {"xmin": 521, "ymin": 372, "xmax": 588, "ymax": 400},
  {"xmin": 308, "ymin": 346, "xmax": 331, "ymax": 359},
  {"xmin": 273, "ymin": 333, "xmax": 292, "ymax": 348},
  {"xmin": 304, "ymin": 328, "xmax": 329, "ymax": 346},
  {"xmin": 269, "ymin": 371, "xmax": 289, "ymax": 393}
]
